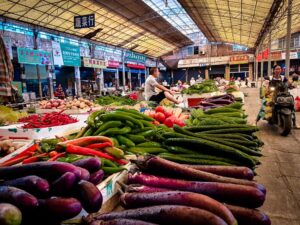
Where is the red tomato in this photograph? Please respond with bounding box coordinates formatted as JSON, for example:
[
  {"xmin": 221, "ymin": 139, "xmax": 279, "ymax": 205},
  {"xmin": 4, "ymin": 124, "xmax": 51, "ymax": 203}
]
[
  {"xmin": 164, "ymin": 116, "xmax": 176, "ymax": 127},
  {"xmin": 155, "ymin": 112, "xmax": 166, "ymax": 123},
  {"xmin": 174, "ymin": 119, "xmax": 185, "ymax": 127},
  {"xmin": 149, "ymin": 111, "xmax": 156, "ymax": 118},
  {"xmin": 155, "ymin": 106, "xmax": 165, "ymax": 113},
  {"xmin": 164, "ymin": 111, "xmax": 173, "ymax": 118},
  {"xmin": 152, "ymin": 120, "xmax": 160, "ymax": 125}
]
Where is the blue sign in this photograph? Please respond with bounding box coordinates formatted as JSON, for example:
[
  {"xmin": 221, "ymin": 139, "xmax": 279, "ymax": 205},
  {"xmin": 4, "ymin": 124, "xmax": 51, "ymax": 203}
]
[{"xmin": 74, "ymin": 14, "xmax": 95, "ymax": 29}]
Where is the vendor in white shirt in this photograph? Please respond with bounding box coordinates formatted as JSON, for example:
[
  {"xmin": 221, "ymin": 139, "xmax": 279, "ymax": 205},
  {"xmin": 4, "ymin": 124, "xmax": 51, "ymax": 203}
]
[{"xmin": 145, "ymin": 67, "xmax": 181, "ymax": 104}]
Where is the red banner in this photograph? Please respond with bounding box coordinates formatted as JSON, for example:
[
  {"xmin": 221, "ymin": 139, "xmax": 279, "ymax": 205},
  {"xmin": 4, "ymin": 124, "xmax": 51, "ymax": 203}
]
[
  {"xmin": 108, "ymin": 60, "xmax": 120, "ymax": 68},
  {"xmin": 126, "ymin": 63, "xmax": 145, "ymax": 69}
]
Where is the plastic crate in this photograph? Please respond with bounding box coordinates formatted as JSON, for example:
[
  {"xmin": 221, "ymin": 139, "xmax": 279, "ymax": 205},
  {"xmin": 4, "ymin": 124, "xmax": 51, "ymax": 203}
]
[{"xmin": 187, "ymin": 98, "xmax": 204, "ymax": 107}]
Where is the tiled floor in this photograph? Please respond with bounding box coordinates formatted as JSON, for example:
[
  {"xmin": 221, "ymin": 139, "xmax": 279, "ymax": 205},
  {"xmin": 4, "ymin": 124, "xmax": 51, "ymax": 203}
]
[{"xmin": 242, "ymin": 87, "xmax": 300, "ymax": 225}]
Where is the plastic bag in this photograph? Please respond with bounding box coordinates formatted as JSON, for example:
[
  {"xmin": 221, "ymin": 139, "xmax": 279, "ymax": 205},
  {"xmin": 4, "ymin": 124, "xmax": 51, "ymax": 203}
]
[{"xmin": 295, "ymin": 96, "xmax": 300, "ymax": 112}]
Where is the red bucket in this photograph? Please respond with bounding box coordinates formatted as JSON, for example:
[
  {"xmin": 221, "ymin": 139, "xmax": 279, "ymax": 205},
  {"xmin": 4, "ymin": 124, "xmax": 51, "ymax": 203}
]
[{"xmin": 187, "ymin": 98, "xmax": 204, "ymax": 107}]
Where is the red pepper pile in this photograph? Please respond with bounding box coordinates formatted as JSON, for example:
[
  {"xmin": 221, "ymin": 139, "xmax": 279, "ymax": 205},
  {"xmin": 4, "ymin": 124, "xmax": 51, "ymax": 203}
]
[{"xmin": 19, "ymin": 111, "xmax": 78, "ymax": 128}]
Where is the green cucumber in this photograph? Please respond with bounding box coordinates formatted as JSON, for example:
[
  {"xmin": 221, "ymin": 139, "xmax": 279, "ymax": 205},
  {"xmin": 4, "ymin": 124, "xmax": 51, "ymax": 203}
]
[
  {"xmin": 125, "ymin": 134, "xmax": 146, "ymax": 144},
  {"xmin": 137, "ymin": 141, "xmax": 161, "ymax": 148},
  {"xmin": 128, "ymin": 147, "xmax": 167, "ymax": 154},
  {"xmin": 117, "ymin": 135, "xmax": 135, "ymax": 147}
]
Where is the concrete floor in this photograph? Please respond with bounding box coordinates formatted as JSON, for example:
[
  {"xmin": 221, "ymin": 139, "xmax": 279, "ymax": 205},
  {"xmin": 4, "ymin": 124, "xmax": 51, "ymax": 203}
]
[{"xmin": 242, "ymin": 87, "xmax": 300, "ymax": 225}]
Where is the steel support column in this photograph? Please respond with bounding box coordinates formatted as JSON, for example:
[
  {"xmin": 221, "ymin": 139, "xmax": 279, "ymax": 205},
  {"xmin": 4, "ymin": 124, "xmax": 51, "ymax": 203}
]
[
  {"xmin": 268, "ymin": 33, "xmax": 272, "ymax": 77},
  {"xmin": 285, "ymin": 0, "xmax": 292, "ymax": 78},
  {"xmin": 33, "ymin": 29, "xmax": 42, "ymax": 98},
  {"xmin": 74, "ymin": 67, "xmax": 82, "ymax": 97},
  {"xmin": 122, "ymin": 51, "xmax": 126, "ymax": 92}
]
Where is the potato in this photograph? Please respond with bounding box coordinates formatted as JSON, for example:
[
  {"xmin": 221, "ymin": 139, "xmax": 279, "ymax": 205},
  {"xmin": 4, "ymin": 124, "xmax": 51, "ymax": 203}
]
[{"xmin": 79, "ymin": 102, "xmax": 86, "ymax": 109}]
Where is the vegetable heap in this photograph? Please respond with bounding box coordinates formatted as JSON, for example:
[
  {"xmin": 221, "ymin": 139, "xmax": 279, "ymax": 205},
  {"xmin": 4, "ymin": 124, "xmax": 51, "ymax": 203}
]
[
  {"xmin": 190, "ymin": 94, "xmax": 236, "ymax": 110},
  {"xmin": 182, "ymin": 80, "xmax": 218, "ymax": 95},
  {"xmin": 0, "ymin": 106, "xmax": 28, "ymax": 126},
  {"xmin": 39, "ymin": 98, "xmax": 95, "ymax": 110},
  {"xmin": 96, "ymin": 95, "xmax": 137, "ymax": 106},
  {"xmin": 19, "ymin": 111, "xmax": 78, "ymax": 128},
  {"xmin": 187, "ymin": 103, "xmax": 247, "ymax": 126},
  {"xmin": 86, "ymin": 156, "xmax": 270, "ymax": 225},
  {"xmin": 0, "ymin": 159, "xmax": 104, "ymax": 225}
]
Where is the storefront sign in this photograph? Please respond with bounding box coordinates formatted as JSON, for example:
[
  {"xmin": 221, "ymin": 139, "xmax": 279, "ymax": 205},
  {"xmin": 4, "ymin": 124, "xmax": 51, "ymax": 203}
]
[
  {"xmin": 229, "ymin": 55, "xmax": 249, "ymax": 64},
  {"xmin": 145, "ymin": 58, "xmax": 157, "ymax": 67},
  {"xmin": 107, "ymin": 60, "xmax": 120, "ymax": 68},
  {"xmin": 271, "ymin": 52, "xmax": 282, "ymax": 60},
  {"xmin": 60, "ymin": 43, "xmax": 81, "ymax": 67},
  {"xmin": 3, "ymin": 36, "xmax": 13, "ymax": 59},
  {"xmin": 17, "ymin": 48, "xmax": 53, "ymax": 65},
  {"xmin": 125, "ymin": 51, "xmax": 146, "ymax": 63},
  {"xmin": 178, "ymin": 56, "xmax": 229, "ymax": 68},
  {"xmin": 52, "ymin": 41, "xmax": 63, "ymax": 66},
  {"xmin": 127, "ymin": 63, "xmax": 145, "ymax": 69},
  {"xmin": 83, "ymin": 57, "xmax": 107, "ymax": 68},
  {"xmin": 281, "ymin": 52, "xmax": 298, "ymax": 59},
  {"xmin": 74, "ymin": 14, "xmax": 95, "ymax": 29}
]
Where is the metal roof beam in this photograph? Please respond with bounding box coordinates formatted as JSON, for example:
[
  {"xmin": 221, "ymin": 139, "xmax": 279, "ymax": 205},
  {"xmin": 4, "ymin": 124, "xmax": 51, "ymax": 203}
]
[{"xmin": 254, "ymin": 0, "xmax": 284, "ymax": 49}]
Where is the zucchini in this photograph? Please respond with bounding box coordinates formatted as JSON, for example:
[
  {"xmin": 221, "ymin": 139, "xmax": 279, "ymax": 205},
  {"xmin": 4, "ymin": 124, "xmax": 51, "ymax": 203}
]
[
  {"xmin": 164, "ymin": 138, "xmax": 256, "ymax": 168},
  {"xmin": 197, "ymin": 133, "xmax": 251, "ymax": 142},
  {"xmin": 166, "ymin": 146, "xmax": 198, "ymax": 154},
  {"xmin": 199, "ymin": 127, "xmax": 259, "ymax": 135},
  {"xmin": 160, "ymin": 153, "xmax": 245, "ymax": 166},
  {"xmin": 159, "ymin": 153, "xmax": 233, "ymax": 166},
  {"xmin": 185, "ymin": 124, "xmax": 253, "ymax": 132},
  {"xmin": 220, "ymin": 138, "xmax": 258, "ymax": 147},
  {"xmin": 205, "ymin": 107, "xmax": 242, "ymax": 114}
]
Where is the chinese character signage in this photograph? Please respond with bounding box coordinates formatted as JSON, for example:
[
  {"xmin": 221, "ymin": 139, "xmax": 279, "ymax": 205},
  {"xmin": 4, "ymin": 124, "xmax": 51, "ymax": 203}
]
[
  {"xmin": 229, "ymin": 55, "xmax": 249, "ymax": 64},
  {"xmin": 17, "ymin": 48, "xmax": 53, "ymax": 65},
  {"xmin": 60, "ymin": 43, "xmax": 81, "ymax": 67},
  {"xmin": 281, "ymin": 52, "xmax": 298, "ymax": 60},
  {"xmin": 52, "ymin": 41, "xmax": 64, "ymax": 66},
  {"xmin": 107, "ymin": 60, "xmax": 120, "ymax": 68},
  {"xmin": 83, "ymin": 57, "xmax": 107, "ymax": 68},
  {"xmin": 125, "ymin": 51, "xmax": 146, "ymax": 63},
  {"xmin": 74, "ymin": 14, "xmax": 95, "ymax": 29}
]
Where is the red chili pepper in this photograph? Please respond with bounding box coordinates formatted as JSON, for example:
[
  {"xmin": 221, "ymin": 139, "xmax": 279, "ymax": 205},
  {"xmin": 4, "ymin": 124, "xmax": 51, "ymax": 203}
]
[
  {"xmin": 3, "ymin": 144, "xmax": 38, "ymax": 164},
  {"xmin": 85, "ymin": 142, "xmax": 112, "ymax": 149},
  {"xmin": 0, "ymin": 155, "xmax": 30, "ymax": 167},
  {"xmin": 115, "ymin": 159, "xmax": 128, "ymax": 165},
  {"xmin": 48, "ymin": 152, "xmax": 66, "ymax": 161},
  {"xmin": 66, "ymin": 144, "xmax": 121, "ymax": 163},
  {"xmin": 22, "ymin": 153, "xmax": 49, "ymax": 164}
]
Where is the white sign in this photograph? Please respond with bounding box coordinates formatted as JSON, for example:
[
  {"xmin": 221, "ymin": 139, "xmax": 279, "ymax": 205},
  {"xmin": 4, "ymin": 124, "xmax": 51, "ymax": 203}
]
[
  {"xmin": 3, "ymin": 36, "xmax": 13, "ymax": 59},
  {"xmin": 52, "ymin": 41, "xmax": 64, "ymax": 66},
  {"xmin": 281, "ymin": 52, "xmax": 298, "ymax": 59}
]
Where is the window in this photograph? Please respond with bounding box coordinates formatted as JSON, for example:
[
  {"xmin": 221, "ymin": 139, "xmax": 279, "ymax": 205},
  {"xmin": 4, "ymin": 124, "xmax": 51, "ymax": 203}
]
[{"xmin": 187, "ymin": 46, "xmax": 194, "ymax": 55}]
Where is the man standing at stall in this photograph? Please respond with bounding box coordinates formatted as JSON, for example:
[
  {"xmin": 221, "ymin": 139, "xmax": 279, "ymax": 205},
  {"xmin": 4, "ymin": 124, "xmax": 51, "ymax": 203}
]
[{"xmin": 145, "ymin": 67, "xmax": 181, "ymax": 104}]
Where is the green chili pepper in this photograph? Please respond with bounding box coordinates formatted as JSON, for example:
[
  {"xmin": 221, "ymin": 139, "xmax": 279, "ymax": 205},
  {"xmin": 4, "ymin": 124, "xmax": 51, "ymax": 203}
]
[{"xmin": 94, "ymin": 121, "xmax": 123, "ymax": 135}]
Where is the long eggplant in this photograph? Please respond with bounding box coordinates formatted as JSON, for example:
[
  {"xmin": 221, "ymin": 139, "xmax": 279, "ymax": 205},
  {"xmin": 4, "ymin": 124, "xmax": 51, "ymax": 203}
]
[
  {"xmin": 0, "ymin": 162, "xmax": 82, "ymax": 180},
  {"xmin": 77, "ymin": 167, "xmax": 91, "ymax": 181},
  {"xmin": 226, "ymin": 204, "xmax": 271, "ymax": 225},
  {"xmin": 86, "ymin": 205, "xmax": 227, "ymax": 225},
  {"xmin": 0, "ymin": 186, "xmax": 38, "ymax": 209},
  {"xmin": 184, "ymin": 165, "xmax": 254, "ymax": 180},
  {"xmin": 72, "ymin": 158, "xmax": 102, "ymax": 173},
  {"xmin": 2, "ymin": 175, "xmax": 50, "ymax": 195},
  {"xmin": 90, "ymin": 219, "xmax": 158, "ymax": 225},
  {"xmin": 38, "ymin": 197, "xmax": 82, "ymax": 220},
  {"xmin": 75, "ymin": 180, "xmax": 102, "ymax": 213},
  {"xmin": 134, "ymin": 156, "xmax": 265, "ymax": 193},
  {"xmin": 52, "ymin": 172, "xmax": 77, "ymax": 195},
  {"xmin": 128, "ymin": 172, "xmax": 265, "ymax": 208},
  {"xmin": 89, "ymin": 170, "xmax": 105, "ymax": 185},
  {"xmin": 120, "ymin": 191, "xmax": 237, "ymax": 225}
]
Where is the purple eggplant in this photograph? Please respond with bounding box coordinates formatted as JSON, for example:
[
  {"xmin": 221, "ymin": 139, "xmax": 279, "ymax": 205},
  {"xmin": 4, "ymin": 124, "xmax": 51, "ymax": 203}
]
[
  {"xmin": 0, "ymin": 186, "xmax": 38, "ymax": 210},
  {"xmin": 0, "ymin": 162, "xmax": 82, "ymax": 180},
  {"xmin": 226, "ymin": 204, "xmax": 271, "ymax": 225},
  {"xmin": 90, "ymin": 219, "xmax": 158, "ymax": 225},
  {"xmin": 2, "ymin": 175, "xmax": 50, "ymax": 195},
  {"xmin": 72, "ymin": 157, "xmax": 102, "ymax": 173},
  {"xmin": 120, "ymin": 191, "xmax": 237, "ymax": 225},
  {"xmin": 128, "ymin": 172, "xmax": 265, "ymax": 208},
  {"xmin": 77, "ymin": 167, "xmax": 90, "ymax": 181},
  {"xmin": 76, "ymin": 180, "xmax": 102, "ymax": 213},
  {"xmin": 184, "ymin": 165, "xmax": 254, "ymax": 180},
  {"xmin": 208, "ymin": 99, "xmax": 233, "ymax": 105},
  {"xmin": 134, "ymin": 156, "xmax": 265, "ymax": 193},
  {"xmin": 52, "ymin": 172, "xmax": 77, "ymax": 195},
  {"xmin": 87, "ymin": 205, "xmax": 227, "ymax": 225},
  {"xmin": 38, "ymin": 197, "xmax": 82, "ymax": 220},
  {"xmin": 89, "ymin": 170, "xmax": 105, "ymax": 185}
]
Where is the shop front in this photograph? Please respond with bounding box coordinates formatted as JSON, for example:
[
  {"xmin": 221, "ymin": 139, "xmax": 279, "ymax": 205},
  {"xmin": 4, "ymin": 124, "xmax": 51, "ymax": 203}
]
[
  {"xmin": 125, "ymin": 52, "xmax": 146, "ymax": 90},
  {"xmin": 104, "ymin": 60, "xmax": 120, "ymax": 88}
]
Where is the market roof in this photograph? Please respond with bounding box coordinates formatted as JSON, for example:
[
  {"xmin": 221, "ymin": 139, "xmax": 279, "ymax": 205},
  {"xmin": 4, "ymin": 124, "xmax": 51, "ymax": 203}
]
[
  {"xmin": 177, "ymin": 0, "xmax": 276, "ymax": 48},
  {"xmin": 0, "ymin": 0, "xmax": 193, "ymax": 57}
]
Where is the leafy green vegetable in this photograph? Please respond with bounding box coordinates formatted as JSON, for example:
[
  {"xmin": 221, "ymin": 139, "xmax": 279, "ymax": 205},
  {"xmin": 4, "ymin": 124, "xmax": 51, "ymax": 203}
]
[
  {"xmin": 96, "ymin": 96, "xmax": 137, "ymax": 106},
  {"xmin": 182, "ymin": 80, "xmax": 218, "ymax": 95}
]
